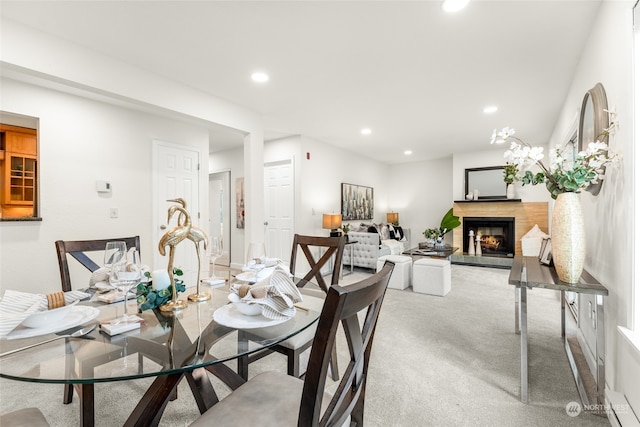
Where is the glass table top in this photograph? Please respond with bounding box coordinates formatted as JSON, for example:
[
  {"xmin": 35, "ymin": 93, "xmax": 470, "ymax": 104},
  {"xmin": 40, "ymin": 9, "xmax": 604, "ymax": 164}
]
[{"xmin": 0, "ymin": 286, "xmax": 321, "ymax": 384}]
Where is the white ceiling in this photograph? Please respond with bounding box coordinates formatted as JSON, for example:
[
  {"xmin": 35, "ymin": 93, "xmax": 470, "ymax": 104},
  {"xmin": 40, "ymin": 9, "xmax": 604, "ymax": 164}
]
[{"xmin": 0, "ymin": 0, "xmax": 602, "ymax": 164}]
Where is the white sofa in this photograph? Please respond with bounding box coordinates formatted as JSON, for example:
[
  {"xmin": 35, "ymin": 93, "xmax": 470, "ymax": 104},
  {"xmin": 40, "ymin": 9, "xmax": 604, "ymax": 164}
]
[{"xmin": 343, "ymin": 228, "xmax": 411, "ymax": 270}]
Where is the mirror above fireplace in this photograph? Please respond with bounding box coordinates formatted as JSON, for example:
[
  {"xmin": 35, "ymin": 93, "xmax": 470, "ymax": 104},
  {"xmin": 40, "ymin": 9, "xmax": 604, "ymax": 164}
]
[{"xmin": 464, "ymin": 166, "xmax": 507, "ymax": 199}]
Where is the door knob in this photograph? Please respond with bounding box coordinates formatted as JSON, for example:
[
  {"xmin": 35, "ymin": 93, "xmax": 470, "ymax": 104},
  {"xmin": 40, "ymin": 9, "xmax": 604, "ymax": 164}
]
[
  {"xmin": 264, "ymin": 221, "xmax": 269, "ymax": 226},
  {"xmin": 160, "ymin": 225, "xmax": 167, "ymax": 230}
]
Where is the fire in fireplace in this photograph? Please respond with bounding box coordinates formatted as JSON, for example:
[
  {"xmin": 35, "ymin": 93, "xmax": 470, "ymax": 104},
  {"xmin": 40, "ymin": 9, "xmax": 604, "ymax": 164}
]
[{"xmin": 463, "ymin": 217, "xmax": 515, "ymax": 257}]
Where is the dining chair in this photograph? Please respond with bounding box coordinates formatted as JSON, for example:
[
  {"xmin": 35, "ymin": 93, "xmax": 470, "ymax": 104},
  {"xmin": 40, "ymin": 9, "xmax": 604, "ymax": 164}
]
[
  {"xmin": 190, "ymin": 260, "xmax": 394, "ymax": 427},
  {"xmin": 237, "ymin": 234, "xmax": 345, "ymax": 381},
  {"xmin": 0, "ymin": 407, "xmax": 50, "ymax": 427},
  {"xmin": 54, "ymin": 235, "xmax": 141, "ymax": 405},
  {"xmin": 55, "ymin": 236, "xmax": 141, "ymax": 292}
]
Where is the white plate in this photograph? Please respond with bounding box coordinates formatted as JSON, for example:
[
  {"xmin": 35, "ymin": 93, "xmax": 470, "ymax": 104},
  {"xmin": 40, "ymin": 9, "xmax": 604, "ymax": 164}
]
[
  {"xmin": 213, "ymin": 304, "xmax": 291, "ymax": 329},
  {"xmin": 3, "ymin": 306, "xmax": 100, "ymax": 340},
  {"xmin": 235, "ymin": 272, "xmax": 259, "ymax": 283}
]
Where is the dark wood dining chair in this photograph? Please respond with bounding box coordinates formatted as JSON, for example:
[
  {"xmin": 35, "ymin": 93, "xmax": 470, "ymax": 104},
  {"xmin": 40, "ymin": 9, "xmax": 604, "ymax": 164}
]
[
  {"xmin": 191, "ymin": 260, "xmax": 394, "ymax": 427},
  {"xmin": 237, "ymin": 234, "xmax": 345, "ymax": 381},
  {"xmin": 54, "ymin": 236, "xmax": 141, "ymax": 405},
  {"xmin": 0, "ymin": 407, "xmax": 50, "ymax": 427},
  {"xmin": 55, "ymin": 236, "xmax": 141, "ymax": 292}
]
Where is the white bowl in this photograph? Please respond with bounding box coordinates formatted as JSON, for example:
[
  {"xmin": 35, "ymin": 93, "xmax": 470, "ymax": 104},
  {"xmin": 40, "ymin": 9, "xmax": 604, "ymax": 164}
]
[
  {"xmin": 22, "ymin": 300, "xmax": 78, "ymax": 329},
  {"xmin": 227, "ymin": 293, "xmax": 262, "ymax": 316},
  {"xmin": 234, "ymin": 302, "xmax": 262, "ymax": 316}
]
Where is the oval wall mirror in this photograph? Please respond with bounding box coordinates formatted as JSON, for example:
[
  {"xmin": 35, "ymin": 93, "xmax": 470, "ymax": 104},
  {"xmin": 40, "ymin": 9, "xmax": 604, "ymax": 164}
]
[{"xmin": 578, "ymin": 82, "xmax": 609, "ymax": 196}]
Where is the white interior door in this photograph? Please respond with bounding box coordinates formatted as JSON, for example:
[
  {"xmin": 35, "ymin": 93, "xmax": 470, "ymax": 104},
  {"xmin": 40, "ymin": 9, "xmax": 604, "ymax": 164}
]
[
  {"xmin": 153, "ymin": 141, "xmax": 201, "ymax": 286},
  {"xmin": 209, "ymin": 171, "xmax": 230, "ymax": 267},
  {"xmin": 264, "ymin": 159, "xmax": 294, "ymax": 263}
]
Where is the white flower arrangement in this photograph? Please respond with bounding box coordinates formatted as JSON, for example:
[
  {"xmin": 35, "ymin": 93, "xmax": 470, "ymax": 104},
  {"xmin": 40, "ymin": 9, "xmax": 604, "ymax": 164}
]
[{"xmin": 491, "ymin": 109, "xmax": 620, "ymax": 199}]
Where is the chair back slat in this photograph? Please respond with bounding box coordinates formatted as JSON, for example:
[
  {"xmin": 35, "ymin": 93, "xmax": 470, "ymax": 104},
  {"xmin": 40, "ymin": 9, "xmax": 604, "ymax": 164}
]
[
  {"xmin": 68, "ymin": 251, "xmax": 101, "ymax": 272},
  {"xmin": 55, "ymin": 236, "xmax": 141, "ymax": 292},
  {"xmin": 298, "ymin": 261, "xmax": 394, "ymax": 427},
  {"xmin": 290, "ymin": 234, "xmax": 345, "ymax": 292}
]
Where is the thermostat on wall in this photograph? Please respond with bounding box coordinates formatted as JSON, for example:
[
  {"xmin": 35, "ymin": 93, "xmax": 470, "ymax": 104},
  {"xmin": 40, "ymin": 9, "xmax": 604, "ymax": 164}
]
[{"xmin": 96, "ymin": 181, "xmax": 111, "ymax": 193}]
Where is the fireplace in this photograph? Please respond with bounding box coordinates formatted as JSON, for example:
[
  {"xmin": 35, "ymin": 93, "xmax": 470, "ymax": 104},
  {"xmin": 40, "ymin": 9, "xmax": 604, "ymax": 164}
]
[{"xmin": 463, "ymin": 217, "xmax": 515, "ymax": 257}]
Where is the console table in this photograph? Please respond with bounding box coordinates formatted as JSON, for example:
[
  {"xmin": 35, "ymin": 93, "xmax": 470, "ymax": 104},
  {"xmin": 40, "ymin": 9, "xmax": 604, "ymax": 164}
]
[{"xmin": 508, "ymin": 256, "xmax": 608, "ymax": 405}]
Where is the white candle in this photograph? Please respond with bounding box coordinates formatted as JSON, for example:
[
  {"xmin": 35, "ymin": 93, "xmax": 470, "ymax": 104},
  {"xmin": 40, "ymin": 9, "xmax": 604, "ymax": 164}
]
[{"xmin": 152, "ymin": 269, "xmax": 171, "ymax": 291}]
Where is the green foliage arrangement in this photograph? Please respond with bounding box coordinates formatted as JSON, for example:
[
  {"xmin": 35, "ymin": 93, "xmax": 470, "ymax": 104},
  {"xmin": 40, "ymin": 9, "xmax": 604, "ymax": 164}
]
[
  {"xmin": 423, "ymin": 208, "xmax": 461, "ymax": 239},
  {"xmin": 136, "ymin": 268, "xmax": 186, "ymax": 311},
  {"xmin": 503, "ymin": 163, "xmax": 518, "ymax": 184},
  {"xmin": 492, "ymin": 120, "xmax": 620, "ymax": 199}
]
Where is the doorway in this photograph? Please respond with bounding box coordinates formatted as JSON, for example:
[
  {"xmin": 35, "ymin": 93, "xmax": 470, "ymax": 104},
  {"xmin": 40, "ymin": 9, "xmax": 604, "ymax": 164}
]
[
  {"xmin": 152, "ymin": 140, "xmax": 201, "ymax": 285},
  {"xmin": 209, "ymin": 171, "xmax": 231, "ymax": 267},
  {"xmin": 264, "ymin": 159, "xmax": 294, "ymax": 264}
]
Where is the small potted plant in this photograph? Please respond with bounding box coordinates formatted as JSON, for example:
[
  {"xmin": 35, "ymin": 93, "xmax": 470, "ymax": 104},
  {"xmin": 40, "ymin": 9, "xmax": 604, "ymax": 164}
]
[
  {"xmin": 422, "ymin": 208, "xmax": 461, "ymax": 248},
  {"xmin": 503, "ymin": 163, "xmax": 518, "ymax": 199},
  {"xmin": 341, "ymin": 223, "xmax": 350, "ymax": 242}
]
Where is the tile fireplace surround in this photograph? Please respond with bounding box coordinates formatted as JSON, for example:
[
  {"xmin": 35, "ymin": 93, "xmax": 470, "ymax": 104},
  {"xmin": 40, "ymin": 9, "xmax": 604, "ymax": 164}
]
[{"xmin": 452, "ymin": 201, "xmax": 548, "ymax": 256}]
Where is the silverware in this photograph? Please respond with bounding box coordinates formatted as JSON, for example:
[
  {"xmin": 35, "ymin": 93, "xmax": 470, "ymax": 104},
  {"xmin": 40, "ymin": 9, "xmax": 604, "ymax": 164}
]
[
  {"xmin": 0, "ymin": 323, "xmax": 97, "ymax": 357},
  {"xmin": 294, "ymin": 304, "xmax": 309, "ymax": 312}
]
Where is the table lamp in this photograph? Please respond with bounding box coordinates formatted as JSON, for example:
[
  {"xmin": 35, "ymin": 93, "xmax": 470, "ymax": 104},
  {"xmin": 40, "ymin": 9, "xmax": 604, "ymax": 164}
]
[
  {"xmin": 387, "ymin": 212, "xmax": 399, "ymax": 226},
  {"xmin": 322, "ymin": 213, "xmax": 342, "ymax": 237}
]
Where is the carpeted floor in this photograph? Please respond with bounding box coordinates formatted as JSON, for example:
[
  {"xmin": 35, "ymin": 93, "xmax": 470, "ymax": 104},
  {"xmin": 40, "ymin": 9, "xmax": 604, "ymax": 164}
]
[{"xmin": 0, "ymin": 265, "xmax": 610, "ymax": 426}]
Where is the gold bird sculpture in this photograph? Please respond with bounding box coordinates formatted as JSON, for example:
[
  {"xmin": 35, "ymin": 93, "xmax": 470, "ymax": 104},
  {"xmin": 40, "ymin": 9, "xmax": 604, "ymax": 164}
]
[
  {"xmin": 158, "ymin": 205, "xmax": 192, "ymax": 311},
  {"xmin": 167, "ymin": 198, "xmax": 211, "ymax": 302}
]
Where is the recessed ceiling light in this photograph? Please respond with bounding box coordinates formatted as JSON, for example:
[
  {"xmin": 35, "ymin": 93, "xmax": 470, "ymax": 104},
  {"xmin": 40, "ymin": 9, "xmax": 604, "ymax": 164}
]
[
  {"xmin": 251, "ymin": 72, "xmax": 269, "ymax": 83},
  {"xmin": 404, "ymin": 150, "xmax": 413, "ymax": 155},
  {"xmin": 361, "ymin": 128, "xmax": 372, "ymax": 135},
  {"xmin": 483, "ymin": 105, "xmax": 498, "ymax": 114},
  {"xmin": 442, "ymin": 0, "xmax": 470, "ymax": 13}
]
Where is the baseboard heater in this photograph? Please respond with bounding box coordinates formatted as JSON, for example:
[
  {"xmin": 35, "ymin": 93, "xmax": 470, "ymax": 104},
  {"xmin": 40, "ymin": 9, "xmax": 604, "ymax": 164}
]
[{"xmin": 606, "ymin": 389, "xmax": 640, "ymax": 427}]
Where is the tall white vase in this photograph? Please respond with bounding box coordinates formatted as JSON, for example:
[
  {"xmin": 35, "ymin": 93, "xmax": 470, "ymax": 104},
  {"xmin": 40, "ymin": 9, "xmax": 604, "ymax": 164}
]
[
  {"xmin": 506, "ymin": 183, "xmax": 515, "ymax": 199},
  {"xmin": 551, "ymin": 192, "xmax": 585, "ymax": 283}
]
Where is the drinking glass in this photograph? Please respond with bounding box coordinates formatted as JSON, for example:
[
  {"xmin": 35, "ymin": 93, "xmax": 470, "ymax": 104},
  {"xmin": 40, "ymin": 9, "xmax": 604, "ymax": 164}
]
[
  {"xmin": 246, "ymin": 242, "xmax": 266, "ymax": 277},
  {"xmin": 208, "ymin": 236, "xmax": 224, "ymax": 281},
  {"xmin": 110, "ymin": 248, "xmax": 141, "ymax": 323},
  {"xmin": 104, "ymin": 241, "xmax": 127, "ymax": 270}
]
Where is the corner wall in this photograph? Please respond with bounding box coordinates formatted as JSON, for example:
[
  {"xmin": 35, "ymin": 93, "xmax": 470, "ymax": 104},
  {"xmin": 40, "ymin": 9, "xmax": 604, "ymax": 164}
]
[
  {"xmin": 548, "ymin": 0, "xmax": 637, "ymax": 415},
  {"xmin": 0, "ymin": 78, "xmax": 209, "ymax": 293}
]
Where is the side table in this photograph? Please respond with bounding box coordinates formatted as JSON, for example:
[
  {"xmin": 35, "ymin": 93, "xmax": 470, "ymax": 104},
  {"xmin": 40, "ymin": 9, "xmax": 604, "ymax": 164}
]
[
  {"xmin": 508, "ymin": 256, "xmax": 608, "ymax": 406},
  {"xmin": 342, "ymin": 240, "xmax": 358, "ymax": 277}
]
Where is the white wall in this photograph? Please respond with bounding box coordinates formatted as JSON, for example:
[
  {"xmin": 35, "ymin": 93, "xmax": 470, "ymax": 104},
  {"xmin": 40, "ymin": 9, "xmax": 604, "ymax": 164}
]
[
  {"xmin": 299, "ymin": 136, "xmax": 390, "ymax": 236},
  {"xmin": 548, "ymin": 0, "xmax": 638, "ymax": 414},
  {"xmin": 388, "ymin": 157, "xmax": 453, "ymax": 246},
  {"xmin": 452, "ymin": 147, "xmax": 551, "ymax": 203},
  {"xmin": 0, "ymin": 78, "xmax": 209, "ymax": 293}
]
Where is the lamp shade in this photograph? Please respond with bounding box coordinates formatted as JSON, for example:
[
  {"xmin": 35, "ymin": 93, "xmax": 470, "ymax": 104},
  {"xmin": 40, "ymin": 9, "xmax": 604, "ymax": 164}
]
[
  {"xmin": 387, "ymin": 212, "xmax": 399, "ymax": 224},
  {"xmin": 322, "ymin": 213, "xmax": 342, "ymax": 230}
]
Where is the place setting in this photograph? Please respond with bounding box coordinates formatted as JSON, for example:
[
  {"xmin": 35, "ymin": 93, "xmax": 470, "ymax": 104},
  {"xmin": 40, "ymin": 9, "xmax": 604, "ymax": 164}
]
[
  {"xmin": 214, "ymin": 266, "xmax": 303, "ymax": 329},
  {"xmin": 234, "ymin": 242, "xmax": 288, "ymax": 284},
  {"xmin": 95, "ymin": 241, "xmax": 146, "ymax": 336},
  {"xmin": 0, "ymin": 288, "xmax": 97, "ymax": 341}
]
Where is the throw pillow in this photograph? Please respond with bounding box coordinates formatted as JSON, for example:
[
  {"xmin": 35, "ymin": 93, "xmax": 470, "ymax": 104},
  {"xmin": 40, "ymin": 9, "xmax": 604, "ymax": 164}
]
[
  {"xmin": 393, "ymin": 225, "xmax": 405, "ymax": 241},
  {"xmin": 379, "ymin": 224, "xmax": 390, "ymax": 240}
]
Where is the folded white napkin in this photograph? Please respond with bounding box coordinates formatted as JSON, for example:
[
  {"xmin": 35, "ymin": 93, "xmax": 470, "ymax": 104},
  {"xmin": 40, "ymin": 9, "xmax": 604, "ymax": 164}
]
[
  {"xmin": 230, "ymin": 266, "xmax": 302, "ymax": 320},
  {"xmin": 0, "ymin": 289, "xmax": 90, "ymax": 337},
  {"xmin": 89, "ymin": 267, "xmax": 109, "ymax": 287}
]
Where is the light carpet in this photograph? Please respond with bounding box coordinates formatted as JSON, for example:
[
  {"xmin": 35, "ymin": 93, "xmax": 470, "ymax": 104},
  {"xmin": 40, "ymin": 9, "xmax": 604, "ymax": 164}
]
[{"xmin": 0, "ymin": 265, "xmax": 610, "ymax": 426}]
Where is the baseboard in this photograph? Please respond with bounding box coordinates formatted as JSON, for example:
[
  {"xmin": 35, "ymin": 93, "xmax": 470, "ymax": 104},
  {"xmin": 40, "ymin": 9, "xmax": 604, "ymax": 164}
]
[{"xmin": 606, "ymin": 388, "xmax": 640, "ymax": 427}]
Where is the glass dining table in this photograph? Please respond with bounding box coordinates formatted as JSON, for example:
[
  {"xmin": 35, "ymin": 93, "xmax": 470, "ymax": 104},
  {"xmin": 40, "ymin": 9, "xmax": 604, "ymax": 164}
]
[{"xmin": 0, "ymin": 285, "xmax": 322, "ymax": 427}]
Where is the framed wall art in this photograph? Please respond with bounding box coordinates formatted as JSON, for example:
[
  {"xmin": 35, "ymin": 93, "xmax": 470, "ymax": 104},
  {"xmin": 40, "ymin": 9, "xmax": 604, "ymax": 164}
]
[
  {"xmin": 236, "ymin": 177, "xmax": 244, "ymax": 229},
  {"xmin": 341, "ymin": 183, "xmax": 373, "ymax": 221}
]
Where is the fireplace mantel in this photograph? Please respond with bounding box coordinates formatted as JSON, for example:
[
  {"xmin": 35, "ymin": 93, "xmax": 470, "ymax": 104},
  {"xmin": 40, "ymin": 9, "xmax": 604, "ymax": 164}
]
[
  {"xmin": 453, "ymin": 201, "xmax": 548, "ymax": 256},
  {"xmin": 454, "ymin": 199, "xmax": 521, "ymax": 203}
]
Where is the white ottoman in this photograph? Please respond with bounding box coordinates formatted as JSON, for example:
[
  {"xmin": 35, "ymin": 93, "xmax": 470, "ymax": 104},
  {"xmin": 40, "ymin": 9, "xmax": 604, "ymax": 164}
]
[
  {"xmin": 377, "ymin": 255, "xmax": 412, "ymax": 290},
  {"xmin": 412, "ymin": 258, "xmax": 451, "ymax": 296}
]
